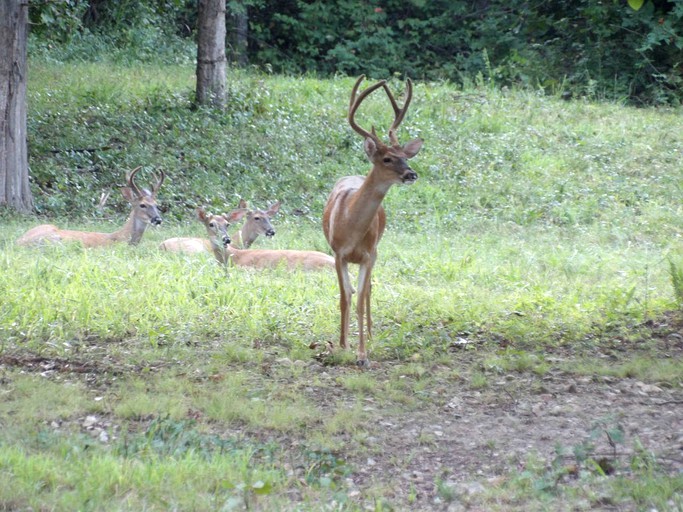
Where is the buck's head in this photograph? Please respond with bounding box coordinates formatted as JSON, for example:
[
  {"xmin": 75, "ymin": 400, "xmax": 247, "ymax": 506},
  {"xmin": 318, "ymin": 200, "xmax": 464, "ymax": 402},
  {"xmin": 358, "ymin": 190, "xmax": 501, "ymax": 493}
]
[
  {"xmin": 121, "ymin": 166, "xmax": 165, "ymax": 226},
  {"xmin": 349, "ymin": 76, "xmax": 423, "ymax": 186}
]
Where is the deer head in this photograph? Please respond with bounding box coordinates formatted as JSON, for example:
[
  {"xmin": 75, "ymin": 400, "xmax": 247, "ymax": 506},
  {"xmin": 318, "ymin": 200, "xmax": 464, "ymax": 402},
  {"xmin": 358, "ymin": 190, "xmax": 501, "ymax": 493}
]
[
  {"xmin": 348, "ymin": 75, "xmax": 423, "ymax": 185},
  {"xmin": 121, "ymin": 166, "xmax": 165, "ymax": 226}
]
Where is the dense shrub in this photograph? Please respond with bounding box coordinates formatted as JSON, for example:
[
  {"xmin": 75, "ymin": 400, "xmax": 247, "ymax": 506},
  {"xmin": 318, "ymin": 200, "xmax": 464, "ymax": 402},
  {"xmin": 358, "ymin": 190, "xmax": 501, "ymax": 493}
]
[{"xmin": 27, "ymin": 0, "xmax": 683, "ymax": 104}]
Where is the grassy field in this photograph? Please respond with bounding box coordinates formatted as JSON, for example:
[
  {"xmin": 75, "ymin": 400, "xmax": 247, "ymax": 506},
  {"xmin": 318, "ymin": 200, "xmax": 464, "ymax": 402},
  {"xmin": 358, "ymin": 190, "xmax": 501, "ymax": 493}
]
[{"xmin": 1, "ymin": 59, "xmax": 682, "ymax": 510}]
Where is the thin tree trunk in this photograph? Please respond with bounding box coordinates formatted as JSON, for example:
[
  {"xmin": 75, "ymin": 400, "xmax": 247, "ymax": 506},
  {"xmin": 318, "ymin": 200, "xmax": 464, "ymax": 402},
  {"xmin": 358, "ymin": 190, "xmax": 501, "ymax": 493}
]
[
  {"xmin": 0, "ymin": 0, "xmax": 32, "ymax": 212},
  {"xmin": 196, "ymin": 0, "xmax": 227, "ymax": 108}
]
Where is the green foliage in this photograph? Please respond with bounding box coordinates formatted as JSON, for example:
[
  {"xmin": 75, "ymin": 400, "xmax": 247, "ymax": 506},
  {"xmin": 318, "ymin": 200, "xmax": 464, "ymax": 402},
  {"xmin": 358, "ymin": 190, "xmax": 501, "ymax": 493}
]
[
  {"xmin": 27, "ymin": 0, "xmax": 683, "ymax": 104},
  {"xmin": 668, "ymin": 257, "xmax": 683, "ymax": 309}
]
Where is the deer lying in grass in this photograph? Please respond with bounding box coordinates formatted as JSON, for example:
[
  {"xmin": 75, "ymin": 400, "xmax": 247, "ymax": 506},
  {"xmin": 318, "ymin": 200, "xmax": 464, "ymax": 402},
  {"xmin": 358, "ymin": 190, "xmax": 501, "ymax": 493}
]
[
  {"xmin": 231, "ymin": 199, "xmax": 281, "ymax": 248},
  {"xmin": 17, "ymin": 167, "xmax": 165, "ymax": 247},
  {"xmin": 159, "ymin": 199, "xmax": 279, "ymax": 253},
  {"xmin": 192, "ymin": 207, "xmax": 334, "ymax": 271},
  {"xmin": 322, "ymin": 75, "xmax": 423, "ymax": 366}
]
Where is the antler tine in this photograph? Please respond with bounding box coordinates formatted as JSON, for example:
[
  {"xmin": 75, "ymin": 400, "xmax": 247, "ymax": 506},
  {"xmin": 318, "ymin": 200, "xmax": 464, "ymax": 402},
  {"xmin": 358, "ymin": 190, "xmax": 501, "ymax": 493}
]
[
  {"xmin": 348, "ymin": 75, "xmax": 387, "ymax": 141},
  {"xmin": 384, "ymin": 78, "xmax": 413, "ymax": 146},
  {"xmin": 153, "ymin": 169, "xmax": 166, "ymax": 195},
  {"xmin": 127, "ymin": 166, "xmax": 143, "ymax": 197}
]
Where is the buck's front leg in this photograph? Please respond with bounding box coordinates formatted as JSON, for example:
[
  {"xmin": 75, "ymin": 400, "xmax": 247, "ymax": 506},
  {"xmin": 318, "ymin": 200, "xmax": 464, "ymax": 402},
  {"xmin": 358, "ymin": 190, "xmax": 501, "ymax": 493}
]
[{"xmin": 335, "ymin": 258, "xmax": 353, "ymax": 350}]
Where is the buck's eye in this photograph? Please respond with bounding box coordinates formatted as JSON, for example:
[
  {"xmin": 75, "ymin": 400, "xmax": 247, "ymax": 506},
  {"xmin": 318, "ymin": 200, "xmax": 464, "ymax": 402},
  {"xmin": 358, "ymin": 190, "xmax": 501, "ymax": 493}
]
[
  {"xmin": 383, "ymin": 157, "xmax": 392, "ymax": 163},
  {"xmin": 254, "ymin": 216, "xmax": 261, "ymax": 221},
  {"xmin": 139, "ymin": 204, "xmax": 147, "ymax": 208},
  {"xmin": 209, "ymin": 222, "xmax": 215, "ymax": 228}
]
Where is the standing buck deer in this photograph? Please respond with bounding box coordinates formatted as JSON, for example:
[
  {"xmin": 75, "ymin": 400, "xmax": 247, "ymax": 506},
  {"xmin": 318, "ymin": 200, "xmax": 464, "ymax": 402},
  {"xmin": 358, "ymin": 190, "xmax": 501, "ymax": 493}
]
[
  {"xmin": 17, "ymin": 167, "xmax": 165, "ymax": 247},
  {"xmin": 231, "ymin": 199, "xmax": 280, "ymax": 248},
  {"xmin": 322, "ymin": 75, "xmax": 423, "ymax": 366},
  {"xmin": 190, "ymin": 207, "xmax": 334, "ymax": 271}
]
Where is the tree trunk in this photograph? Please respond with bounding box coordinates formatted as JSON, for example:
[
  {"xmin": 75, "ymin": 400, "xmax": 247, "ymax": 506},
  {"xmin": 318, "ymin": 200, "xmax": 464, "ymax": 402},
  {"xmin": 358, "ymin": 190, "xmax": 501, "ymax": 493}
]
[
  {"xmin": 0, "ymin": 0, "xmax": 32, "ymax": 212},
  {"xmin": 196, "ymin": 0, "xmax": 227, "ymax": 108}
]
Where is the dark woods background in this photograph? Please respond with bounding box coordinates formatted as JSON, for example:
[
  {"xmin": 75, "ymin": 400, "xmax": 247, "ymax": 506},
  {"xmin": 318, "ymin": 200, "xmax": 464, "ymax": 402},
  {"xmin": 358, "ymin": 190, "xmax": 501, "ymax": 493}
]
[{"xmin": 29, "ymin": 0, "xmax": 683, "ymax": 105}]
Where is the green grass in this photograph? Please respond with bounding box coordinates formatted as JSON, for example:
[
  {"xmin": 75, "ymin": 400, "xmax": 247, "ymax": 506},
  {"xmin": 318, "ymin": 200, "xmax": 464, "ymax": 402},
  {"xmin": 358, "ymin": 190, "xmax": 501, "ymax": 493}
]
[{"xmin": 1, "ymin": 57, "xmax": 682, "ymax": 510}]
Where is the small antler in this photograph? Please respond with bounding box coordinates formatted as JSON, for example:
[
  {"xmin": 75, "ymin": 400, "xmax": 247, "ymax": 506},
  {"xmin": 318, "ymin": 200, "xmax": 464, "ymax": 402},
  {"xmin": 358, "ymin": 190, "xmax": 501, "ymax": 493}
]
[
  {"xmin": 126, "ymin": 166, "xmax": 143, "ymax": 197},
  {"xmin": 152, "ymin": 170, "xmax": 165, "ymax": 196},
  {"xmin": 348, "ymin": 75, "xmax": 387, "ymax": 142},
  {"xmin": 383, "ymin": 78, "xmax": 413, "ymax": 146}
]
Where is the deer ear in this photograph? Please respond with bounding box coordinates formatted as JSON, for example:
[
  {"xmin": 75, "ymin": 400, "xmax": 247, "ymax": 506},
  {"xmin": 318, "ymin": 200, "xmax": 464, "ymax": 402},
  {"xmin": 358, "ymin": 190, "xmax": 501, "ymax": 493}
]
[
  {"xmin": 364, "ymin": 137, "xmax": 378, "ymax": 159},
  {"xmin": 226, "ymin": 208, "xmax": 248, "ymax": 223},
  {"xmin": 197, "ymin": 208, "xmax": 209, "ymax": 221},
  {"xmin": 403, "ymin": 138, "xmax": 423, "ymax": 158},
  {"xmin": 266, "ymin": 201, "xmax": 281, "ymax": 216},
  {"xmin": 238, "ymin": 199, "xmax": 248, "ymax": 209},
  {"xmin": 121, "ymin": 187, "xmax": 135, "ymax": 202}
]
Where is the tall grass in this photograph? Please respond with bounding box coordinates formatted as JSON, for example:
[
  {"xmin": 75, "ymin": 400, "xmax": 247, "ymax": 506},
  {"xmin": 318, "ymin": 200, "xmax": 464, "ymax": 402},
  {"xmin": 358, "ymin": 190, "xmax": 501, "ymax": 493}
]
[{"xmin": 0, "ymin": 59, "xmax": 682, "ymax": 510}]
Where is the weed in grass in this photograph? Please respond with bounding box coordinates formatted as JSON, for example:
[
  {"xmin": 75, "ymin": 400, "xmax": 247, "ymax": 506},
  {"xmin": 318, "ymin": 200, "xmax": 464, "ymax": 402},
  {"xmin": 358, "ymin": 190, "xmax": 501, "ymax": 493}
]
[
  {"xmin": 470, "ymin": 372, "xmax": 489, "ymax": 389},
  {"xmin": 302, "ymin": 448, "xmax": 351, "ymax": 489},
  {"xmin": 435, "ymin": 477, "xmax": 460, "ymax": 504},
  {"xmin": 324, "ymin": 404, "xmax": 368, "ymax": 436},
  {"xmin": 483, "ymin": 350, "xmax": 550, "ymax": 376},
  {"xmin": 338, "ymin": 373, "xmax": 379, "ymax": 395}
]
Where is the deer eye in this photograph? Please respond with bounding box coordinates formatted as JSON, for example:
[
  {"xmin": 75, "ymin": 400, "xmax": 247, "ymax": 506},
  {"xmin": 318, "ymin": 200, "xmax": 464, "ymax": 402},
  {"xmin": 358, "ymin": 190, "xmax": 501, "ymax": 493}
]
[
  {"xmin": 383, "ymin": 157, "xmax": 392, "ymax": 163},
  {"xmin": 209, "ymin": 222, "xmax": 215, "ymax": 228},
  {"xmin": 139, "ymin": 204, "xmax": 147, "ymax": 208}
]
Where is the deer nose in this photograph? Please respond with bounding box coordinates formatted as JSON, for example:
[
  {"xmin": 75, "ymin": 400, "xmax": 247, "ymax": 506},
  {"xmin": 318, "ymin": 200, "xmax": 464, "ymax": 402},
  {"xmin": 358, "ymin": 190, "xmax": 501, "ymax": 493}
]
[
  {"xmin": 222, "ymin": 235, "xmax": 231, "ymax": 246},
  {"xmin": 151, "ymin": 216, "xmax": 163, "ymax": 225},
  {"xmin": 265, "ymin": 229, "xmax": 275, "ymax": 237},
  {"xmin": 402, "ymin": 170, "xmax": 418, "ymax": 183}
]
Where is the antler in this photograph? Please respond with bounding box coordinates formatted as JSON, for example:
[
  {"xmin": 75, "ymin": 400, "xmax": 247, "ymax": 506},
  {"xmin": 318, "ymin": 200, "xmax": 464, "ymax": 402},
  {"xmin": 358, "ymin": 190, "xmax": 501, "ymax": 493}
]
[
  {"xmin": 348, "ymin": 75, "xmax": 387, "ymax": 142},
  {"xmin": 152, "ymin": 170, "xmax": 165, "ymax": 196},
  {"xmin": 126, "ymin": 166, "xmax": 143, "ymax": 197},
  {"xmin": 383, "ymin": 78, "xmax": 413, "ymax": 146}
]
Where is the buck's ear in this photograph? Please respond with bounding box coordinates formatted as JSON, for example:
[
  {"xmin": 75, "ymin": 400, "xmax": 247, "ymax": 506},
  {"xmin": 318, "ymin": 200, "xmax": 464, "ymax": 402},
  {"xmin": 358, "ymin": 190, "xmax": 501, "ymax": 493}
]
[
  {"xmin": 226, "ymin": 208, "xmax": 248, "ymax": 223},
  {"xmin": 121, "ymin": 186, "xmax": 135, "ymax": 202},
  {"xmin": 197, "ymin": 207, "xmax": 208, "ymax": 221},
  {"xmin": 266, "ymin": 201, "xmax": 281, "ymax": 216},
  {"xmin": 364, "ymin": 137, "xmax": 378, "ymax": 159},
  {"xmin": 403, "ymin": 138, "xmax": 423, "ymax": 158}
]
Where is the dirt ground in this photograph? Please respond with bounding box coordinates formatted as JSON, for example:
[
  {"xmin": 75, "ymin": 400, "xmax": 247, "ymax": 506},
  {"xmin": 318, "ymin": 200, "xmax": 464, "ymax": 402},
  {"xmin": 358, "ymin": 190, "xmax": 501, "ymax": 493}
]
[
  {"xmin": 307, "ymin": 314, "xmax": 683, "ymax": 511},
  {"xmin": 3, "ymin": 313, "xmax": 683, "ymax": 511}
]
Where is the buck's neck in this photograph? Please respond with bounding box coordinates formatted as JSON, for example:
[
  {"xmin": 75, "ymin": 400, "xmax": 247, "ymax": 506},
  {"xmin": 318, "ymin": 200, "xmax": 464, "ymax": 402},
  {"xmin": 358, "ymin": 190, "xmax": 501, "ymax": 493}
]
[
  {"xmin": 108, "ymin": 212, "xmax": 148, "ymax": 245},
  {"xmin": 342, "ymin": 166, "xmax": 392, "ymax": 239}
]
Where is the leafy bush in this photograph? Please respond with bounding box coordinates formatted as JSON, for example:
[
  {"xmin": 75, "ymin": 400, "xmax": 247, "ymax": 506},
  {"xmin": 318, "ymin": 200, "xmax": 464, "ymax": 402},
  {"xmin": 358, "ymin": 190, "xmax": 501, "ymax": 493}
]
[{"xmin": 28, "ymin": 0, "xmax": 683, "ymax": 105}]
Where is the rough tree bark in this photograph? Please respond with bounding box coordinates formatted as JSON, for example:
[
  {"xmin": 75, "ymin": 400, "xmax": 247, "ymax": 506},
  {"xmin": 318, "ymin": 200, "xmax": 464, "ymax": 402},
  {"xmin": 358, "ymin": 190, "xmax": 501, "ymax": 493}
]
[
  {"xmin": 196, "ymin": 0, "xmax": 227, "ymax": 108},
  {"xmin": 0, "ymin": 0, "xmax": 32, "ymax": 212}
]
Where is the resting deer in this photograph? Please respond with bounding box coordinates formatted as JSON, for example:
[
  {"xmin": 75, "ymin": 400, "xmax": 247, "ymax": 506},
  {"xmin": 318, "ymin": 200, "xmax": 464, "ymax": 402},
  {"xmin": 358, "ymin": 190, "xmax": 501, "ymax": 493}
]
[
  {"xmin": 159, "ymin": 199, "xmax": 279, "ymax": 253},
  {"xmin": 322, "ymin": 75, "xmax": 423, "ymax": 366},
  {"xmin": 195, "ymin": 207, "xmax": 334, "ymax": 271},
  {"xmin": 231, "ymin": 199, "xmax": 281, "ymax": 249},
  {"xmin": 17, "ymin": 167, "xmax": 165, "ymax": 247}
]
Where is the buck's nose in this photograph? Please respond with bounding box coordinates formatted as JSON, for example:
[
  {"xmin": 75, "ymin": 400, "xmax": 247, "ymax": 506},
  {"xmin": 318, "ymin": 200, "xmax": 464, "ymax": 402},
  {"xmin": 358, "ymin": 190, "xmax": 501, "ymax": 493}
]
[
  {"xmin": 222, "ymin": 235, "xmax": 231, "ymax": 246},
  {"xmin": 265, "ymin": 228, "xmax": 275, "ymax": 237},
  {"xmin": 402, "ymin": 170, "xmax": 418, "ymax": 183},
  {"xmin": 151, "ymin": 216, "xmax": 163, "ymax": 225}
]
